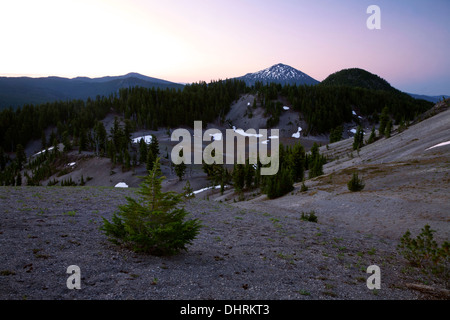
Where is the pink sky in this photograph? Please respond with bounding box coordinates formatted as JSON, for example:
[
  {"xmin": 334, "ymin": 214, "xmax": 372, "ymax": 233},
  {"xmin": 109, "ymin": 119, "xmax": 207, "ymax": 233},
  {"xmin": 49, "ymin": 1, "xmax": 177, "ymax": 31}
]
[{"xmin": 0, "ymin": 0, "xmax": 449, "ymax": 95}]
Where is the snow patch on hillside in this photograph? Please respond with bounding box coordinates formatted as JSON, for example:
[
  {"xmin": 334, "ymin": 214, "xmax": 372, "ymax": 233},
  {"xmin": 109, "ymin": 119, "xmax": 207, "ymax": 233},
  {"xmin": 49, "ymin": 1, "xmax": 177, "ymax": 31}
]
[
  {"xmin": 132, "ymin": 135, "xmax": 152, "ymax": 144},
  {"xmin": 292, "ymin": 127, "xmax": 302, "ymax": 138},
  {"xmin": 115, "ymin": 182, "xmax": 128, "ymax": 188}
]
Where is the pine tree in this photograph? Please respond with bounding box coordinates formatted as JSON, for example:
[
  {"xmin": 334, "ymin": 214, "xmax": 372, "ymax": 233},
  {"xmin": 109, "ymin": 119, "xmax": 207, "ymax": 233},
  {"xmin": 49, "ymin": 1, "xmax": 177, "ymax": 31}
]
[
  {"xmin": 123, "ymin": 149, "xmax": 131, "ymax": 171},
  {"xmin": 347, "ymin": 172, "xmax": 365, "ymax": 192},
  {"xmin": 15, "ymin": 144, "xmax": 26, "ymax": 169},
  {"xmin": 265, "ymin": 165, "xmax": 293, "ymax": 199},
  {"xmin": 244, "ymin": 160, "xmax": 254, "ymax": 190},
  {"xmin": 398, "ymin": 118, "xmax": 407, "ymax": 133},
  {"xmin": 93, "ymin": 121, "xmax": 107, "ymax": 156},
  {"xmin": 78, "ymin": 127, "xmax": 88, "ymax": 154},
  {"xmin": 149, "ymin": 134, "xmax": 159, "ymax": 158},
  {"xmin": 16, "ymin": 172, "xmax": 22, "ymax": 186},
  {"xmin": 378, "ymin": 106, "xmax": 389, "ymax": 137},
  {"xmin": 0, "ymin": 147, "xmax": 6, "ymax": 171},
  {"xmin": 174, "ymin": 149, "xmax": 186, "ymax": 181},
  {"xmin": 308, "ymin": 142, "xmax": 325, "ymax": 179},
  {"xmin": 183, "ymin": 180, "xmax": 195, "ymax": 199},
  {"xmin": 352, "ymin": 126, "xmax": 364, "ymax": 150},
  {"xmin": 367, "ymin": 127, "xmax": 376, "ymax": 144},
  {"xmin": 385, "ymin": 119, "xmax": 392, "ymax": 138},
  {"xmin": 41, "ymin": 130, "xmax": 47, "ymax": 150},
  {"xmin": 232, "ymin": 164, "xmax": 245, "ymax": 192},
  {"xmin": 139, "ymin": 138, "xmax": 148, "ymax": 164},
  {"xmin": 309, "ymin": 156, "xmax": 324, "ymax": 178},
  {"xmin": 289, "ymin": 142, "xmax": 305, "ymax": 182},
  {"xmin": 308, "ymin": 143, "xmax": 319, "ymax": 169},
  {"xmin": 300, "ymin": 179, "xmax": 308, "ymax": 192},
  {"xmin": 101, "ymin": 158, "xmax": 201, "ymax": 256},
  {"xmin": 62, "ymin": 131, "xmax": 72, "ymax": 152},
  {"xmin": 146, "ymin": 149, "xmax": 155, "ymax": 171},
  {"xmin": 329, "ymin": 126, "xmax": 343, "ymax": 143}
]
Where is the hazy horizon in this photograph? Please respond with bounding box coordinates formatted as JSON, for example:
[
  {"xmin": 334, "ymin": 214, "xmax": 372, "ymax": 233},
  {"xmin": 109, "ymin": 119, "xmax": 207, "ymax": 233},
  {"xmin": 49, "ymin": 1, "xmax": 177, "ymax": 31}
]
[{"xmin": 1, "ymin": 0, "xmax": 449, "ymax": 96}]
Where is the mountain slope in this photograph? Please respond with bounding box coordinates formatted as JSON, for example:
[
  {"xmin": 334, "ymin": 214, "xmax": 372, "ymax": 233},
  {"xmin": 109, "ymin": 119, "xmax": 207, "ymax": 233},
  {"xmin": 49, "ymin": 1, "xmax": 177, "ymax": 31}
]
[
  {"xmin": 320, "ymin": 68, "xmax": 396, "ymax": 92},
  {"xmin": 236, "ymin": 63, "xmax": 319, "ymax": 86},
  {"xmin": 0, "ymin": 73, "xmax": 184, "ymax": 109}
]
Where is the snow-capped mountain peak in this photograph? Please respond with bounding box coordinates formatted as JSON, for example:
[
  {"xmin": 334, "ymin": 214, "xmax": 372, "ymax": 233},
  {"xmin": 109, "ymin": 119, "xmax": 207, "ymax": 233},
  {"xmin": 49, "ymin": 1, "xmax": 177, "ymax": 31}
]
[{"xmin": 237, "ymin": 63, "xmax": 319, "ymax": 86}]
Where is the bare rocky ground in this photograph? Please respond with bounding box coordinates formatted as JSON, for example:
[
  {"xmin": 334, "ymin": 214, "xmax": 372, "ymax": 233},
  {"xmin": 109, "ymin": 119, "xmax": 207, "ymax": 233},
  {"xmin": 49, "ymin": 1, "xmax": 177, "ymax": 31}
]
[
  {"xmin": 0, "ymin": 185, "xmax": 441, "ymax": 300},
  {"xmin": 1, "ymin": 98, "xmax": 448, "ymax": 301}
]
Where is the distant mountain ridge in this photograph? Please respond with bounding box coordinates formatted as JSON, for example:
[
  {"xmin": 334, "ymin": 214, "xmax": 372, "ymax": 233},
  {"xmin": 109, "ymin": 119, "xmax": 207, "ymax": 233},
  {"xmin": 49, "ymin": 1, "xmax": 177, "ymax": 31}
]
[
  {"xmin": 71, "ymin": 72, "xmax": 177, "ymax": 84},
  {"xmin": 1, "ymin": 66, "xmax": 447, "ymax": 109},
  {"xmin": 0, "ymin": 73, "xmax": 184, "ymax": 109},
  {"xmin": 235, "ymin": 63, "xmax": 320, "ymax": 86},
  {"xmin": 406, "ymin": 93, "xmax": 450, "ymax": 104}
]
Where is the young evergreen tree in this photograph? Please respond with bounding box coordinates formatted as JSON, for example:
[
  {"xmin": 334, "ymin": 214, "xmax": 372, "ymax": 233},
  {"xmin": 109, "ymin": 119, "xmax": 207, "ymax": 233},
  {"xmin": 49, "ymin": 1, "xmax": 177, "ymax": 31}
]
[
  {"xmin": 352, "ymin": 126, "xmax": 364, "ymax": 150},
  {"xmin": 183, "ymin": 180, "xmax": 195, "ymax": 199},
  {"xmin": 265, "ymin": 165, "xmax": 294, "ymax": 199},
  {"xmin": 347, "ymin": 172, "xmax": 365, "ymax": 192},
  {"xmin": 398, "ymin": 118, "xmax": 407, "ymax": 133},
  {"xmin": 308, "ymin": 143, "xmax": 325, "ymax": 179},
  {"xmin": 308, "ymin": 143, "xmax": 319, "ymax": 169},
  {"xmin": 288, "ymin": 142, "xmax": 306, "ymax": 182},
  {"xmin": 232, "ymin": 163, "xmax": 245, "ymax": 192},
  {"xmin": 329, "ymin": 126, "xmax": 343, "ymax": 143},
  {"xmin": 101, "ymin": 158, "xmax": 201, "ymax": 256},
  {"xmin": 367, "ymin": 127, "xmax": 376, "ymax": 144},
  {"xmin": 309, "ymin": 156, "xmax": 324, "ymax": 179}
]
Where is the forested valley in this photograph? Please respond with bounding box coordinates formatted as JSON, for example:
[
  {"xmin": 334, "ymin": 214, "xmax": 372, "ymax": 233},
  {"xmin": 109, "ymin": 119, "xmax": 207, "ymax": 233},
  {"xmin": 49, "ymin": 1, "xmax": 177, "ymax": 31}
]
[{"xmin": 0, "ymin": 78, "xmax": 433, "ymax": 198}]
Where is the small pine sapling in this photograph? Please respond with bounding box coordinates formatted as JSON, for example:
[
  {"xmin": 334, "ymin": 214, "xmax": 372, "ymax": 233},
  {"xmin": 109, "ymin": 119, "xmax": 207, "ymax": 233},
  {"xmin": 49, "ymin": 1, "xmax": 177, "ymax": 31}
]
[
  {"xmin": 347, "ymin": 172, "xmax": 365, "ymax": 192},
  {"xmin": 101, "ymin": 158, "xmax": 202, "ymax": 256}
]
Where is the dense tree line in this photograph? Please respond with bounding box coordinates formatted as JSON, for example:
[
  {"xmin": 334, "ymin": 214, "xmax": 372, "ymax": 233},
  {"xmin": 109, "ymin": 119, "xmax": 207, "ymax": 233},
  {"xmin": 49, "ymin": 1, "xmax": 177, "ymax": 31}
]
[
  {"xmin": 252, "ymin": 82, "xmax": 432, "ymax": 134},
  {"xmin": 0, "ymin": 96, "xmax": 112, "ymax": 153},
  {"xmin": 113, "ymin": 79, "xmax": 248, "ymax": 130}
]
